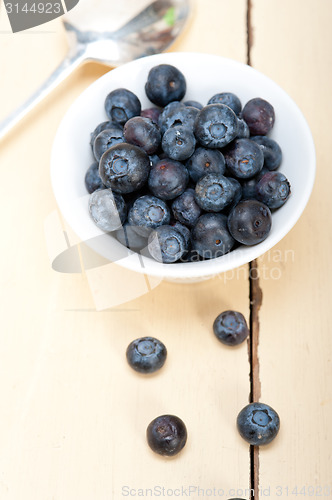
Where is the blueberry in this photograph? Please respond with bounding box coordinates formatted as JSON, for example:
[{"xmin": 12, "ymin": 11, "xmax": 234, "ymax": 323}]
[
  {"xmin": 227, "ymin": 177, "xmax": 242, "ymax": 211},
  {"xmin": 149, "ymin": 154, "xmax": 160, "ymax": 168},
  {"xmin": 99, "ymin": 143, "xmax": 150, "ymax": 194},
  {"xmin": 124, "ymin": 116, "xmax": 161, "ymax": 155},
  {"xmin": 237, "ymin": 402, "xmax": 280, "ymax": 446},
  {"xmin": 148, "ymin": 158, "xmax": 189, "ymax": 201},
  {"xmin": 184, "ymin": 100, "xmax": 203, "ymax": 110},
  {"xmin": 162, "ymin": 125, "xmax": 196, "ymax": 161},
  {"xmin": 241, "ymin": 97, "xmax": 275, "ymax": 136},
  {"xmin": 241, "ymin": 167, "xmax": 269, "ymax": 200},
  {"xmin": 145, "ymin": 64, "xmax": 186, "ymax": 107},
  {"xmin": 148, "ymin": 225, "xmax": 187, "ymax": 263},
  {"xmin": 195, "ymin": 174, "xmax": 235, "ymax": 212},
  {"xmin": 88, "ymin": 189, "xmax": 126, "ymax": 232},
  {"xmin": 90, "ymin": 120, "xmax": 122, "ymax": 150},
  {"xmin": 146, "ymin": 414, "xmax": 187, "ymax": 456},
  {"xmin": 256, "ymin": 171, "xmax": 291, "ymax": 209},
  {"xmin": 105, "ymin": 88, "xmax": 141, "ymax": 124},
  {"xmin": 159, "ymin": 104, "xmax": 199, "ymax": 135},
  {"xmin": 170, "ymin": 221, "xmax": 191, "ymax": 248},
  {"xmin": 186, "ymin": 147, "xmax": 226, "ymax": 183},
  {"xmin": 128, "ymin": 195, "xmax": 170, "ymax": 237},
  {"xmin": 85, "ymin": 161, "xmax": 104, "ymax": 193},
  {"xmin": 115, "ymin": 222, "xmax": 147, "ymax": 250},
  {"xmin": 171, "ymin": 188, "xmax": 202, "ymax": 228},
  {"xmin": 126, "ymin": 336, "xmax": 167, "ymax": 373},
  {"xmin": 207, "ymin": 92, "xmax": 242, "ymax": 116},
  {"xmin": 192, "ymin": 213, "xmax": 235, "ymax": 259},
  {"xmin": 93, "ymin": 127, "xmax": 125, "ymax": 161},
  {"xmin": 213, "ymin": 310, "xmax": 249, "ymax": 346},
  {"xmin": 194, "ymin": 104, "xmax": 238, "ymax": 148},
  {"xmin": 250, "ymin": 136, "xmax": 282, "ymax": 170},
  {"xmin": 236, "ymin": 118, "xmax": 250, "ymax": 139},
  {"xmin": 141, "ymin": 107, "xmax": 161, "ymax": 125},
  {"xmin": 228, "ymin": 199, "xmax": 272, "ymax": 245},
  {"xmin": 224, "ymin": 138, "xmax": 264, "ymax": 179}
]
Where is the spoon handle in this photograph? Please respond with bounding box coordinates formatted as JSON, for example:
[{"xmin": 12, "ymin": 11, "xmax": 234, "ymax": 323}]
[{"xmin": 0, "ymin": 48, "xmax": 86, "ymax": 141}]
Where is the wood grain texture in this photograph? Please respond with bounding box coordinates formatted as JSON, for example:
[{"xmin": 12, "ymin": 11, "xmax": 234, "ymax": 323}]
[
  {"xmin": 0, "ymin": 2, "xmax": 253, "ymax": 499},
  {"xmin": 250, "ymin": 0, "xmax": 332, "ymax": 495}
]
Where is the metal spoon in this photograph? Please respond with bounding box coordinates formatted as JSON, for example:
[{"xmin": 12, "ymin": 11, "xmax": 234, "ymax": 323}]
[{"xmin": 0, "ymin": 0, "xmax": 191, "ymax": 140}]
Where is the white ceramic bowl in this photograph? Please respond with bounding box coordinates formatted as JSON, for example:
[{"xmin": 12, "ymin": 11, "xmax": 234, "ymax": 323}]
[{"xmin": 51, "ymin": 52, "xmax": 316, "ymax": 281}]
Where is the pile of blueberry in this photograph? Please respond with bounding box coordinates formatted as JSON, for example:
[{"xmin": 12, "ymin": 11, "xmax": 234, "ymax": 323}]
[
  {"xmin": 86, "ymin": 63, "xmax": 291, "ymax": 263},
  {"xmin": 125, "ymin": 310, "xmax": 280, "ymax": 458}
]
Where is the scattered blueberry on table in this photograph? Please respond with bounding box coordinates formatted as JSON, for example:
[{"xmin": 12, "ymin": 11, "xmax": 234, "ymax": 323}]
[
  {"xmin": 126, "ymin": 336, "xmax": 167, "ymax": 374},
  {"xmin": 237, "ymin": 402, "xmax": 280, "ymax": 446},
  {"xmin": 213, "ymin": 310, "xmax": 249, "ymax": 346},
  {"xmin": 84, "ymin": 63, "xmax": 291, "ymax": 263},
  {"xmin": 146, "ymin": 414, "xmax": 187, "ymax": 456}
]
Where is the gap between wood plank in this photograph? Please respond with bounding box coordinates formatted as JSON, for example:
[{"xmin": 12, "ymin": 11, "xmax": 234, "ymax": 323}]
[
  {"xmin": 247, "ymin": 2, "xmax": 262, "ymax": 499},
  {"xmin": 249, "ymin": 259, "xmax": 262, "ymax": 500}
]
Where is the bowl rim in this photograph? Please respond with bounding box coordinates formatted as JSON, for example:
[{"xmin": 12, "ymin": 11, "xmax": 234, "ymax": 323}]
[{"xmin": 50, "ymin": 52, "xmax": 316, "ymax": 280}]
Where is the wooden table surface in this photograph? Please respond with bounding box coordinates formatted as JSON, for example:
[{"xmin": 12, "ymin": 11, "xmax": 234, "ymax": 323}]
[{"xmin": 0, "ymin": 1, "xmax": 331, "ymax": 499}]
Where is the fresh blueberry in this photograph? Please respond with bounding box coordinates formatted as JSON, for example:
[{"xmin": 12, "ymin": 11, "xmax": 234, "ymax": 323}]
[
  {"xmin": 126, "ymin": 336, "xmax": 167, "ymax": 373},
  {"xmin": 236, "ymin": 118, "xmax": 250, "ymax": 139},
  {"xmin": 145, "ymin": 64, "xmax": 186, "ymax": 107},
  {"xmin": 141, "ymin": 107, "xmax": 161, "ymax": 125},
  {"xmin": 250, "ymin": 136, "xmax": 282, "ymax": 170},
  {"xmin": 171, "ymin": 188, "xmax": 202, "ymax": 228},
  {"xmin": 194, "ymin": 104, "xmax": 238, "ymax": 148},
  {"xmin": 237, "ymin": 402, "xmax": 280, "ymax": 446},
  {"xmin": 213, "ymin": 310, "xmax": 249, "ymax": 346},
  {"xmin": 195, "ymin": 174, "xmax": 235, "ymax": 212},
  {"xmin": 192, "ymin": 213, "xmax": 235, "ymax": 259},
  {"xmin": 186, "ymin": 147, "xmax": 226, "ymax": 182},
  {"xmin": 256, "ymin": 171, "xmax": 291, "ymax": 209},
  {"xmin": 88, "ymin": 189, "xmax": 126, "ymax": 232},
  {"xmin": 224, "ymin": 138, "xmax": 264, "ymax": 179},
  {"xmin": 85, "ymin": 161, "xmax": 104, "ymax": 193},
  {"xmin": 105, "ymin": 88, "xmax": 141, "ymax": 124},
  {"xmin": 148, "ymin": 158, "xmax": 189, "ymax": 200},
  {"xmin": 184, "ymin": 100, "xmax": 203, "ymax": 110},
  {"xmin": 93, "ymin": 127, "xmax": 125, "ymax": 161},
  {"xmin": 148, "ymin": 225, "xmax": 188, "ymax": 263},
  {"xmin": 149, "ymin": 154, "xmax": 160, "ymax": 168},
  {"xmin": 128, "ymin": 195, "xmax": 170, "ymax": 237},
  {"xmin": 146, "ymin": 415, "xmax": 187, "ymax": 456},
  {"xmin": 99, "ymin": 143, "xmax": 150, "ymax": 194},
  {"xmin": 162, "ymin": 125, "xmax": 196, "ymax": 161},
  {"xmin": 228, "ymin": 199, "xmax": 272, "ymax": 245},
  {"xmin": 115, "ymin": 222, "xmax": 147, "ymax": 250},
  {"xmin": 124, "ymin": 116, "xmax": 161, "ymax": 155},
  {"xmin": 170, "ymin": 221, "xmax": 191, "ymax": 248},
  {"xmin": 241, "ymin": 167, "xmax": 269, "ymax": 200},
  {"xmin": 226, "ymin": 177, "xmax": 242, "ymax": 211},
  {"xmin": 159, "ymin": 104, "xmax": 199, "ymax": 135},
  {"xmin": 90, "ymin": 120, "xmax": 122, "ymax": 150},
  {"xmin": 241, "ymin": 97, "xmax": 275, "ymax": 136},
  {"xmin": 208, "ymin": 92, "xmax": 242, "ymax": 116}
]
